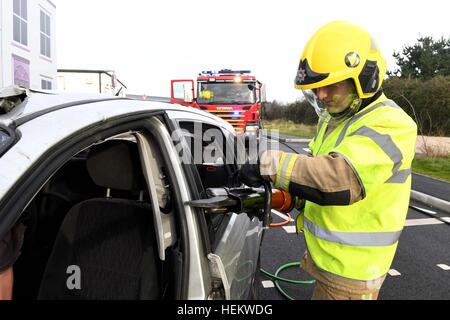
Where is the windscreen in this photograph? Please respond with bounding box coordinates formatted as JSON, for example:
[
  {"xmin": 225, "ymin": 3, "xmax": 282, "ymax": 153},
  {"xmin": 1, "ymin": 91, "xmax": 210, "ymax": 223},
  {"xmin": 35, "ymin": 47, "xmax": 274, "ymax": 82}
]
[{"xmin": 197, "ymin": 82, "xmax": 256, "ymax": 104}]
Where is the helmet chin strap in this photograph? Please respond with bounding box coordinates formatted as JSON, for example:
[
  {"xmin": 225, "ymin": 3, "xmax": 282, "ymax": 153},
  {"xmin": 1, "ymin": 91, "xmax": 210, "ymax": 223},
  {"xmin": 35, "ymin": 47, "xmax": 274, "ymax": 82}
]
[
  {"xmin": 330, "ymin": 90, "xmax": 383, "ymax": 120},
  {"xmin": 328, "ymin": 96, "xmax": 362, "ymax": 122},
  {"xmin": 329, "ymin": 108, "xmax": 351, "ymax": 118}
]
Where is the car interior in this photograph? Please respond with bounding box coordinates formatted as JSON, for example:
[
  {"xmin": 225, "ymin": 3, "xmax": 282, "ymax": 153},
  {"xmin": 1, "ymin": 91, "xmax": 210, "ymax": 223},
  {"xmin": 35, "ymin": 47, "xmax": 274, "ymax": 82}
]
[
  {"xmin": 177, "ymin": 121, "xmax": 242, "ymax": 249},
  {"xmin": 178, "ymin": 121, "xmax": 238, "ymax": 190},
  {"xmin": 12, "ymin": 136, "xmax": 181, "ymax": 300}
]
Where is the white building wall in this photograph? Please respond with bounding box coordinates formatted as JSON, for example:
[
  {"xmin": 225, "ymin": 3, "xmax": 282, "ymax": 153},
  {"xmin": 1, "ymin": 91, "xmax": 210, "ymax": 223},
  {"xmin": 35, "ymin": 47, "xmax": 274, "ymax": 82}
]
[
  {"xmin": 57, "ymin": 72, "xmax": 117, "ymax": 95},
  {"xmin": 57, "ymin": 71, "xmax": 127, "ymax": 96},
  {"xmin": 0, "ymin": 0, "xmax": 56, "ymax": 90}
]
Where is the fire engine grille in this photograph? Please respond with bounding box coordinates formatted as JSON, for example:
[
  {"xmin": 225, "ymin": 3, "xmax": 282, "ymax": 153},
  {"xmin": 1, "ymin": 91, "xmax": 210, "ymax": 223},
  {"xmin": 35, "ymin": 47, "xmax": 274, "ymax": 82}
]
[{"xmin": 207, "ymin": 110, "xmax": 246, "ymax": 130}]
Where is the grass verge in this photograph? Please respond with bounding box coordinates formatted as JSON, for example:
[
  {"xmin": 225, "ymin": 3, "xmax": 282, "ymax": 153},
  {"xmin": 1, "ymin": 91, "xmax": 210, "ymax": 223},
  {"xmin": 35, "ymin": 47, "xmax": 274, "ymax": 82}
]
[
  {"xmin": 412, "ymin": 155, "xmax": 450, "ymax": 182},
  {"xmin": 262, "ymin": 120, "xmax": 315, "ymax": 138}
]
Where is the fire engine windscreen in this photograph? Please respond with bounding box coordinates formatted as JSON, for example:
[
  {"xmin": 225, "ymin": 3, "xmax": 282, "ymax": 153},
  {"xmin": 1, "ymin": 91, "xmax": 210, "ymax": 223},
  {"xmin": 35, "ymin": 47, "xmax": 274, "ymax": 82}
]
[{"xmin": 197, "ymin": 83, "xmax": 256, "ymax": 104}]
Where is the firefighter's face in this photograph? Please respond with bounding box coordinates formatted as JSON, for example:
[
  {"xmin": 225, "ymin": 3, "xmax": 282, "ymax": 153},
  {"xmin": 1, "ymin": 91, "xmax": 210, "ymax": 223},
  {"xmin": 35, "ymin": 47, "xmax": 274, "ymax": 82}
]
[{"xmin": 313, "ymin": 80, "xmax": 357, "ymax": 114}]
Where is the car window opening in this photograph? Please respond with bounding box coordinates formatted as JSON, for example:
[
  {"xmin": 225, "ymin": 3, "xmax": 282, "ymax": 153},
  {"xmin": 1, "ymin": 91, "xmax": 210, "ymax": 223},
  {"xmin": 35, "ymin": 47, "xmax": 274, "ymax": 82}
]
[
  {"xmin": 12, "ymin": 137, "xmax": 179, "ymax": 300},
  {"xmin": 177, "ymin": 121, "xmax": 240, "ymax": 250}
]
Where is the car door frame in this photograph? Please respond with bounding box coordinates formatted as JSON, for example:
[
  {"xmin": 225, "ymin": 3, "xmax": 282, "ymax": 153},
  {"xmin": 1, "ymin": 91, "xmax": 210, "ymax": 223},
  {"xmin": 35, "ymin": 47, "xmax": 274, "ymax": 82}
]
[{"xmin": 164, "ymin": 110, "xmax": 263, "ymax": 300}]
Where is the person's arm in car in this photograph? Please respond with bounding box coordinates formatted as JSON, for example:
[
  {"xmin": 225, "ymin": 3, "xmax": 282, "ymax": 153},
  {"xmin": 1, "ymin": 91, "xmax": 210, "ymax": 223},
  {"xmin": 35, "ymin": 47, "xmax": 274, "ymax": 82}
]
[{"xmin": 0, "ymin": 223, "xmax": 26, "ymax": 300}]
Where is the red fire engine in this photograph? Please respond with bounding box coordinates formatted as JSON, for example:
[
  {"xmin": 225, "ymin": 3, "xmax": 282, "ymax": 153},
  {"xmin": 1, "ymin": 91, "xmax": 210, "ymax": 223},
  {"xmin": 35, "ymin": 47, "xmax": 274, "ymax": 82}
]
[{"xmin": 170, "ymin": 70, "xmax": 266, "ymax": 136}]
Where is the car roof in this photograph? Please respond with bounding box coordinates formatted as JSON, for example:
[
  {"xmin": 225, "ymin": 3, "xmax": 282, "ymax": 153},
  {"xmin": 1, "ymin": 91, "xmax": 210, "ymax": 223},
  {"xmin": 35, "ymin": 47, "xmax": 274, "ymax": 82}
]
[{"xmin": 0, "ymin": 88, "xmax": 234, "ymax": 131}]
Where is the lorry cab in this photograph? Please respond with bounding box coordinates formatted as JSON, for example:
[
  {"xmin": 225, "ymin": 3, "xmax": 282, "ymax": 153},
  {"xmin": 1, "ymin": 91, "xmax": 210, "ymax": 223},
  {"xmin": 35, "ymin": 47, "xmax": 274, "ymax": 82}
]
[{"xmin": 170, "ymin": 70, "xmax": 266, "ymax": 137}]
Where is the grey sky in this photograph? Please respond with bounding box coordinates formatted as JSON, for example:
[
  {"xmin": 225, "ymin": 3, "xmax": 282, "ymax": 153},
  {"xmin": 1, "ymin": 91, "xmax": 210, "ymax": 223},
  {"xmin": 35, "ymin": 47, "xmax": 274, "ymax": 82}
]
[{"xmin": 53, "ymin": 0, "xmax": 449, "ymax": 102}]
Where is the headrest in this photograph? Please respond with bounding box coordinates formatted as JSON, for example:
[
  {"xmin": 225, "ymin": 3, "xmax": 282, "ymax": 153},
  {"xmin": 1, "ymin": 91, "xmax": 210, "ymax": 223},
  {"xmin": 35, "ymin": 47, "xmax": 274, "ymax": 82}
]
[{"xmin": 86, "ymin": 140, "xmax": 146, "ymax": 191}]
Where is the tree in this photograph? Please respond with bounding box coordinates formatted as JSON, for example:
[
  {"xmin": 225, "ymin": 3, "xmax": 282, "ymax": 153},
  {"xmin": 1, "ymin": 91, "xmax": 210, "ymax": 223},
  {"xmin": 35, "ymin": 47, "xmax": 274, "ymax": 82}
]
[
  {"xmin": 383, "ymin": 76, "xmax": 450, "ymax": 135},
  {"xmin": 389, "ymin": 36, "xmax": 450, "ymax": 80}
]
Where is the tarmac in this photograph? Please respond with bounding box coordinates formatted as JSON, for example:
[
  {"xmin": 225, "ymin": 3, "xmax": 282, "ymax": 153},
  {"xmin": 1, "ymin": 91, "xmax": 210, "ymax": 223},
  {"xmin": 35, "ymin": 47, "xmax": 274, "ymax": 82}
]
[{"xmin": 411, "ymin": 173, "xmax": 450, "ymax": 214}]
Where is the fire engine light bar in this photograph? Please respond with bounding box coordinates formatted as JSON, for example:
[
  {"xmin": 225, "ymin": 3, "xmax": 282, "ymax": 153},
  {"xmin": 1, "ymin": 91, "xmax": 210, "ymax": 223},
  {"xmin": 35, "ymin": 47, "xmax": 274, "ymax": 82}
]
[
  {"xmin": 219, "ymin": 70, "xmax": 251, "ymax": 75},
  {"xmin": 200, "ymin": 70, "xmax": 251, "ymax": 75}
]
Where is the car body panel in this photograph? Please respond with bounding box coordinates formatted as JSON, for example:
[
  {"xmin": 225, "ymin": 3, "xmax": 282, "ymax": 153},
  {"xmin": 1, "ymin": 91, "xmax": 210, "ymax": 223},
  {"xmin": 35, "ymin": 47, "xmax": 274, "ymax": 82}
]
[{"xmin": 213, "ymin": 214, "xmax": 262, "ymax": 299}]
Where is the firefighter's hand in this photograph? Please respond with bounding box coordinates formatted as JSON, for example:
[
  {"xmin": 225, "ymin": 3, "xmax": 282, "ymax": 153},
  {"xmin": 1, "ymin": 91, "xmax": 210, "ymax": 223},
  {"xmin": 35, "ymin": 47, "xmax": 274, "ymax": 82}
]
[{"xmin": 238, "ymin": 160, "xmax": 265, "ymax": 188}]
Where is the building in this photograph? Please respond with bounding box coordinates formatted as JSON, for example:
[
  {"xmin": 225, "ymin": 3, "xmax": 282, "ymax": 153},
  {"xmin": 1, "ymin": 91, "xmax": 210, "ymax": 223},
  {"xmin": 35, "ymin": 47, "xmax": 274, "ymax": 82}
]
[
  {"xmin": 0, "ymin": 0, "xmax": 57, "ymax": 90},
  {"xmin": 57, "ymin": 69, "xmax": 127, "ymax": 96}
]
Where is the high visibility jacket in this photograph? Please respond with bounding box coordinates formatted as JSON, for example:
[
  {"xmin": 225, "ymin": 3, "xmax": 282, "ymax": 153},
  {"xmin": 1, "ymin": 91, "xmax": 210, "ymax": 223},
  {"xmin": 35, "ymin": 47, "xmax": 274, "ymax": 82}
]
[{"xmin": 288, "ymin": 94, "xmax": 417, "ymax": 280}]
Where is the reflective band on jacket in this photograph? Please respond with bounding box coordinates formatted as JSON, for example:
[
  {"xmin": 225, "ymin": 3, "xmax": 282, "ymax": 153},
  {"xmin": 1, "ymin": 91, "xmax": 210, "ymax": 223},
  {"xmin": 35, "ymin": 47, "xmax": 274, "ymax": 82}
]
[
  {"xmin": 276, "ymin": 153, "xmax": 298, "ymax": 190},
  {"xmin": 275, "ymin": 153, "xmax": 287, "ymax": 189},
  {"xmin": 303, "ymin": 216, "xmax": 402, "ymax": 247},
  {"xmin": 313, "ymin": 116, "xmax": 328, "ymax": 143},
  {"xmin": 335, "ymin": 100, "xmax": 401, "ymax": 148},
  {"xmin": 349, "ymin": 126, "xmax": 411, "ymax": 183}
]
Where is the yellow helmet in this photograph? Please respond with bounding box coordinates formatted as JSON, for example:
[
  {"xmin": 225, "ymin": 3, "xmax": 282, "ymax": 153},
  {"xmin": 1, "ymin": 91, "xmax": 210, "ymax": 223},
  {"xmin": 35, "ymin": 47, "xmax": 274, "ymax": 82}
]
[{"xmin": 294, "ymin": 21, "xmax": 387, "ymax": 99}]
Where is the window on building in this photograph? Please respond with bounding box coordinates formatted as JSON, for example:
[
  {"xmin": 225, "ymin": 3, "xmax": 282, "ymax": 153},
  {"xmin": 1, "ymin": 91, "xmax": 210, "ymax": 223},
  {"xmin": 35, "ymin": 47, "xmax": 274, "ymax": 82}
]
[
  {"xmin": 13, "ymin": 0, "xmax": 28, "ymax": 46},
  {"xmin": 41, "ymin": 79, "xmax": 52, "ymax": 90},
  {"xmin": 40, "ymin": 11, "xmax": 51, "ymax": 58}
]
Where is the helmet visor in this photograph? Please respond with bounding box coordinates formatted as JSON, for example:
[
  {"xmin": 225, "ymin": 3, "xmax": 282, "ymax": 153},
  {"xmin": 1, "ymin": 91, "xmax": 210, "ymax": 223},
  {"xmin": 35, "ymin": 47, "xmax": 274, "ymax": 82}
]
[
  {"xmin": 302, "ymin": 83, "xmax": 362, "ymax": 123},
  {"xmin": 302, "ymin": 89, "xmax": 327, "ymax": 118}
]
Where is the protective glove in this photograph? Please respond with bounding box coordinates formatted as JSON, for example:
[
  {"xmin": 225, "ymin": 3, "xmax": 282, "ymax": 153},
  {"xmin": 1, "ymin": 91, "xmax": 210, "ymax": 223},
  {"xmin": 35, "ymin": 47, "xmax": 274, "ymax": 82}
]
[{"xmin": 238, "ymin": 159, "xmax": 265, "ymax": 187}]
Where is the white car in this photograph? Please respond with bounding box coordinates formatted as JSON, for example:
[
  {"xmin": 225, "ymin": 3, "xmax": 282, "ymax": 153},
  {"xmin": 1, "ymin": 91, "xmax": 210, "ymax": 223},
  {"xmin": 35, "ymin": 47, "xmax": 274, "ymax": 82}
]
[{"xmin": 0, "ymin": 87, "xmax": 266, "ymax": 300}]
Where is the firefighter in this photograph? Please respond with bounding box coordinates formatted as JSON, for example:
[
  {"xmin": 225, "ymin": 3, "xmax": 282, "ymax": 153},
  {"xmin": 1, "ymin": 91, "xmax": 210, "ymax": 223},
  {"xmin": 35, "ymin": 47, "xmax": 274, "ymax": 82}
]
[{"xmin": 239, "ymin": 21, "xmax": 417, "ymax": 300}]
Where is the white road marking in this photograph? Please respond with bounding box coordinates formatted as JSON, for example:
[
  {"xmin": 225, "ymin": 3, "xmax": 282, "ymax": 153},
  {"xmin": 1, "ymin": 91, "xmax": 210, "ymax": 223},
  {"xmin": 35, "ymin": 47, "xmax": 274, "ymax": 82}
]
[
  {"xmin": 272, "ymin": 209, "xmax": 294, "ymax": 222},
  {"xmin": 388, "ymin": 269, "xmax": 402, "ymax": 276},
  {"xmin": 283, "ymin": 138, "xmax": 311, "ymax": 143},
  {"xmin": 262, "ymin": 280, "xmax": 275, "ymax": 288},
  {"xmin": 404, "ymin": 218, "xmax": 445, "ymax": 226},
  {"xmin": 282, "ymin": 226, "xmax": 297, "ymax": 233},
  {"xmin": 437, "ymin": 264, "xmax": 450, "ymax": 271},
  {"xmin": 410, "ymin": 205, "xmax": 436, "ymax": 215}
]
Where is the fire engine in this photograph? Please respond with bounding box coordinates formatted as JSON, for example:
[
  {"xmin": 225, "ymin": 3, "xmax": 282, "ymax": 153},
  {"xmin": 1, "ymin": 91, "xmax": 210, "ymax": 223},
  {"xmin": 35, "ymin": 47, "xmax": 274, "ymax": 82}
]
[{"xmin": 170, "ymin": 70, "xmax": 266, "ymax": 136}]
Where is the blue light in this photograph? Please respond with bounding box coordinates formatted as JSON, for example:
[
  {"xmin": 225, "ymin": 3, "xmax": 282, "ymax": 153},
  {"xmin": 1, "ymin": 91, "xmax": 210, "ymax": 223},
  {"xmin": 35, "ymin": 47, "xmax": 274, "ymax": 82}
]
[
  {"xmin": 233, "ymin": 111, "xmax": 240, "ymax": 116},
  {"xmin": 200, "ymin": 70, "xmax": 251, "ymax": 76}
]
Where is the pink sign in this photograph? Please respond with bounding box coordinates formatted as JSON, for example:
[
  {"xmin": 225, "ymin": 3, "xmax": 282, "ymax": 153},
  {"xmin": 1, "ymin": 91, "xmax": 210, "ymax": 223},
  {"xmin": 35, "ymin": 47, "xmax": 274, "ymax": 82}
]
[{"xmin": 12, "ymin": 54, "xmax": 30, "ymax": 88}]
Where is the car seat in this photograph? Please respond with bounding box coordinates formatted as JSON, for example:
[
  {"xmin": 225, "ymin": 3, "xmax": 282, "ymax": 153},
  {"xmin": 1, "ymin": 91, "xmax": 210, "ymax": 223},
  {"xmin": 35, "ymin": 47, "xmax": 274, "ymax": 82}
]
[{"xmin": 38, "ymin": 140, "xmax": 160, "ymax": 299}]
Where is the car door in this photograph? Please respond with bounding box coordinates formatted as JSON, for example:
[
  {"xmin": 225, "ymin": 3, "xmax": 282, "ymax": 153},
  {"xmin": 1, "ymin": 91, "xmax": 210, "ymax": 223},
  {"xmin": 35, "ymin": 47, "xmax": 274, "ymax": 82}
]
[{"xmin": 165, "ymin": 110, "xmax": 263, "ymax": 299}]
